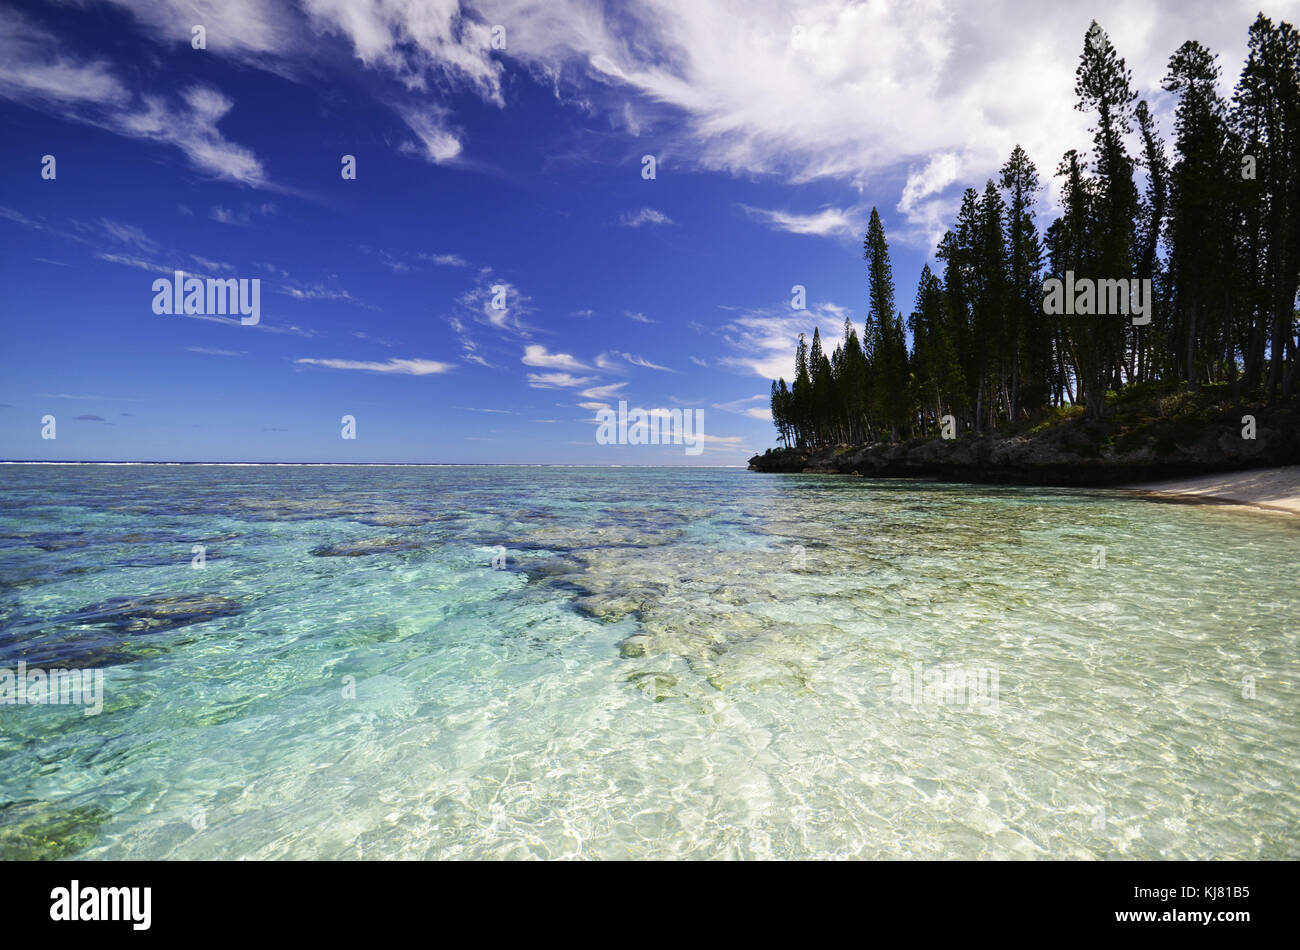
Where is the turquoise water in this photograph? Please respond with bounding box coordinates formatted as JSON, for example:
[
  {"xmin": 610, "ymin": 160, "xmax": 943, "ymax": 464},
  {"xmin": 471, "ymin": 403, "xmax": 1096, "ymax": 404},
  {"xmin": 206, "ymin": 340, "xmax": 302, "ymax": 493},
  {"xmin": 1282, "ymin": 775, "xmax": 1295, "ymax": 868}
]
[{"xmin": 0, "ymin": 463, "xmax": 1297, "ymax": 859}]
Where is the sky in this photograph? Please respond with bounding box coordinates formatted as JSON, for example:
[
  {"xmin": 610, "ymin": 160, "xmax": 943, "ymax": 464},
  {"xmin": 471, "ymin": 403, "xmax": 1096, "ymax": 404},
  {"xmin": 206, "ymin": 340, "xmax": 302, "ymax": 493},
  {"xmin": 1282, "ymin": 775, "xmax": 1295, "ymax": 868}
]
[{"xmin": 1, "ymin": 0, "xmax": 1292, "ymax": 464}]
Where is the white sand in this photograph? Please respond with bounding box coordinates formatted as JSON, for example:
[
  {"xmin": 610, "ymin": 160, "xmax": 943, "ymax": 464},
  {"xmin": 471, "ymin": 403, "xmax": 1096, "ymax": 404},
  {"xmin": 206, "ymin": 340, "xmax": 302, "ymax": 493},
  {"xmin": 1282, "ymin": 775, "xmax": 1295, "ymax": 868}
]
[{"xmin": 1123, "ymin": 465, "xmax": 1300, "ymax": 515}]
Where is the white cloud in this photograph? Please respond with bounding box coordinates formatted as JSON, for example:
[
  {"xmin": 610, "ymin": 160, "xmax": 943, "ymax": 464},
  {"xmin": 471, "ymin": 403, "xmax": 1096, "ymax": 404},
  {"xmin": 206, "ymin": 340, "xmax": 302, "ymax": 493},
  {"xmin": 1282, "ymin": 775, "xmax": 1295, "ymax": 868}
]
[
  {"xmin": 117, "ymin": 85, "xmax": 266, "ymax": 185},
  {"xmin": 2, "ymin": 0, "xmax": 1271, "ymax": 348},
  {"xmin": 622, "ymin": 352, "xmax": 675, "ymax": 372},
  {"xmin": 100, "ymin": 218, "xmax": 157, "ymax": 252},
  {"xmin": 400, "ymin": 106, "xmax": 463, "ymax": 163},
  {"xmin": 620, "ymin": 207, "xmax": 674, "ymax": 227},
  {"xmin": 896, "ymin": 152, "xmax": 963, "ymax": 247},
  {"xmin": 303, "ymin": 0, "xmax": 504, "ymax": 102},
  {"xmin": 522, "ymin": 345, "xmax": 589, "ymax": 371},
  {"xmin": 105, "ymin": 0, "xmax": 300, "ymax": 61},
  {"xmin": 593, "ymin": 351, "xmax": 675, "ymax": 372},
  {"xmin": 899, "ymin": 152, "xmax": 961, "ymax": 213},
  {"xmin": 190, "ymin": 254, "xmax": 234, "ymax": 271},
  {"xmin": 211, "ymin": 202, "xmax": 278, "ymax": 226},
  {"xmin": 94, "ymin": 251, "xmax": 168, "ymax": 272},
  {"xmin": 625, "ymin": 310, "xmax": 654, "ymax": 324},
  {"xmin": 739, "ymin": 204, "xmax": 862, "ymax": 238},
  {"xmin": 581, "ymin": 381, "xmax": 628, "ymax": 400},
  {"xmin": 280, "ymin": 283, "xmax": 357, "ymax": 303},
  {"xmin": 695, "ymin": 434, "xmax": 747, "ymax": 446},
  {"xmin": 295, "ymin": 357, "xmax": 452, "ymax": 375},
  {"xmin": 456, "ymin": 271, "xmax": 535, "ymax": 337},
  {"xmin": 713, "ymin": 395, "xmax": 772, "ymax": 421},
  {"xmin": 472, "ymin": 2, "xmax": 1261, "ymax": 237},
  {"xmin": 447, "ymin": 315, "xmax": 493, "ymax": 367},
  {"xmin": 0, "ymin": 9, "xmax": 129, "ymax": 105},
  {"xmin": 508, "ymin": 1, "xmax": 1254, "ymax": 200},
  {"xmin": 528, "ymin": 372, "xmax": 596, "ymax": 389},
  {"xmin": 17, "ymin": 1, "xmax": 1269, "ymax": 231},
  {"xmin": 424, "ymin": 252, "xmax": 468, "ymax": 266},
  {"xmin": 0, "ymin": 11, "xmax": 267, "ymax": 186},
  {"xmin": 718, "ymin": 301, "xmax": 854, "ymax": 382}
]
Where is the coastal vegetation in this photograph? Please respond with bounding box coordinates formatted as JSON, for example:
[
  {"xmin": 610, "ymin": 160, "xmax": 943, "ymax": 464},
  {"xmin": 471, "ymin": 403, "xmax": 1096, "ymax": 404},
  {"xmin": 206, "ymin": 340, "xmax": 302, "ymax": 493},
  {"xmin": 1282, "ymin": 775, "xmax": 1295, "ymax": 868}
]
[{"xmin": 767, "ymin": 15, "xmax": 1300, "ymax": 457}]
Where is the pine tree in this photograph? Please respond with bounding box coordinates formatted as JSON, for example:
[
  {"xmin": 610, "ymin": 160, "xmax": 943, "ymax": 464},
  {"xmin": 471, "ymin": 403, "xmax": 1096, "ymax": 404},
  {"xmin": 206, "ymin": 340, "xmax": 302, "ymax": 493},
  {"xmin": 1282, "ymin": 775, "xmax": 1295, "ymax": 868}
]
[
  {"xmin": 1165, "ymin": 40, "xmax": 1231, "ymax": 390},
  {"xmin": 792, "ymin": 333, "xmax": 812, "ymax": 447},
  {"xmin": 1073, "ymin": 21, "xmax": 1140, "ymax": 416},
  {"xmin": 767, "ymin": 13, "xmax": 1298, "ymax": 453},
  {"xmin": 1234, "ymin": 15, "xmax": 1300, "ymax": 400},
  {"xmin": 864, "ymin": 208, "xmax": 906, "ymax": 439},
  {"xmin": 1134, "ymin": 100, "xmax": 1170, "ymax": 383},
  {"xmin": 975, "ymin": 180, "xmax": 1012, "ymax": 427},
  {"xmin": 909, "ymin": 264, "xmax": 964, "ymax": 432},
  {"xmin": 1000, "ymin": 145, "xmax": 1046, "ymax": 414},
  {"xmin": 838, "ymin": 316, "xmax": 870, "ymax": 442}
]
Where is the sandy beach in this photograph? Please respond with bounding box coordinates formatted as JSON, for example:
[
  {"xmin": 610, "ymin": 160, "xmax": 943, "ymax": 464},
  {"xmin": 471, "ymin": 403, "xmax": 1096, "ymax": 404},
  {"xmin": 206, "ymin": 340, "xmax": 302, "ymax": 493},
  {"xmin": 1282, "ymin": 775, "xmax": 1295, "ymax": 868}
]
[{"xmin": 1124, "ymin": 465, "xmax": 1300, "ymax": 515}]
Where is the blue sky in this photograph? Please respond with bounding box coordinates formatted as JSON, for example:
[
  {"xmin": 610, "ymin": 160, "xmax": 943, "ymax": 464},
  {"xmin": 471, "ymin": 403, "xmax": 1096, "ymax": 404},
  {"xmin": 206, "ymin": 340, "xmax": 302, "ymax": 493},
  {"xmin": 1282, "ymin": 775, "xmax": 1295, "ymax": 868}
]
[{"xmin": 0, "ymin": 0, "xmax": 1276, "ymax": 463}]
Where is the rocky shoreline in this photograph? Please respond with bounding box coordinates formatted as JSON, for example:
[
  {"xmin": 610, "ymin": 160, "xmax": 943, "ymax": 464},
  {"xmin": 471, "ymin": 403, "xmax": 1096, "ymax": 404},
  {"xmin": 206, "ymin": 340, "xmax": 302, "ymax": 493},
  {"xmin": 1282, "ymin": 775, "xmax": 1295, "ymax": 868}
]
[{"xmin": 748, "ymin": 398, "xmax": 1300, "ymax": 487}]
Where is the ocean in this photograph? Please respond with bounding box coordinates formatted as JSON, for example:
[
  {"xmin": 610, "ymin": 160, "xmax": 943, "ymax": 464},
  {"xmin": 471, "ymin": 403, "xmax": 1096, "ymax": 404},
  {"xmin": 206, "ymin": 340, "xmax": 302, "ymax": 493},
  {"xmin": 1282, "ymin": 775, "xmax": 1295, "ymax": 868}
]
[{"xmin": 1, "ymin": 464, "xmax": 1297, "ymax": 858}]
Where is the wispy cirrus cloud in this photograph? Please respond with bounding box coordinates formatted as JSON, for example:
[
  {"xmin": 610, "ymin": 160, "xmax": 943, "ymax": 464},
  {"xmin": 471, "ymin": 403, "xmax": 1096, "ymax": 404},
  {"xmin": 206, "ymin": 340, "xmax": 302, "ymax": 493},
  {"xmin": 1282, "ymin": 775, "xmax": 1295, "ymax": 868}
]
[
  {"xmin": 400, "ymin": 106, "xmax": 464, "ymax": 164},
  {"xmin": 713, "ymin": 394, "xmax": 772, "ymax": 421},
  {"xmin": 896, "ymin": 152, "xmax": 963, "ymax": 248},
  {"xmin": 279, "ymin": 283, "xmax": 358, "ymax": 304},
  {"xmin": 447, "ymin": 316, "xmax": 495, "ymax": 368},
  {"xmin": 99, "ymin": 218, "xmax": 157, "ymax": 253},
  {"xmin": 0, "ymin": 10, "xmax": 265, "ymax": 184},
  {"xmin": 581, "ymin": 381, "xmax": 628, "ymax": 401},
  {"xmin": 13, "ymin": 1, "xmax": 1265, "ymax": 231},
  {"xmin": 113, "ymin": 85, "xmax": 268, "ymax": 186},
  {"xmin": 422, "ymin": 252, "xmax": 468, "ymax": 267},
  {"xmin": 527, "ymin": 372, "xmax": 595, "ymax": 389},
  {"xmin": 593, "ymin": 351, "xmax": 673, "ymax": 373},
  {"xmin": 190, "ymin": 254, "xmax": 234, "ymax": 272},
  {"xmin": 522, "ymin": 345, "xmax": 590, "ymax": 371},
  {"xmin": 442, "ymin": 270, "xmax": 538, "ymax": 372},
  {"xmin": 103, "ymin": 0, "xmax": 301, "ymax": 62},
  {"xmin": 621, "ymin": 352, "xmax": 675, "ymax": 372},
  {"xmin": 211, "ymin": 202, "xmax": 277, "ymax": 227},
  {"xmin": 0, "ymin": 8, "xmax": 129, "ymax": 106},
  {"xmin": 94, "ymin": 251, "xmax": 172, "ymax": 273},
  {"xmin": 295, "ymin": 357, "xmax": 453, "ymax": 375},
  {"xmin": 718, "ymin": 300, "xmax": 855, "ymax": 382},
  {"xmin": 619, "ymin": 207, "xmax": 673, "ymax": 228},
  {"xmin": 739, "ymin": 204, "xmax": 863, "ymax": 239}
]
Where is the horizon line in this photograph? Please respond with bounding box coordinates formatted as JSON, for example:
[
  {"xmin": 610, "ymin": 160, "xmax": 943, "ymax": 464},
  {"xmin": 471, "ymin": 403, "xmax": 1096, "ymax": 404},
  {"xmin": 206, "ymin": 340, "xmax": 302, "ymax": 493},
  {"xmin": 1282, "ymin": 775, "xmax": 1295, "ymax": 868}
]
[{"xmin": 0, "ymin": 460, "xmax": 750, "ymax": 468}]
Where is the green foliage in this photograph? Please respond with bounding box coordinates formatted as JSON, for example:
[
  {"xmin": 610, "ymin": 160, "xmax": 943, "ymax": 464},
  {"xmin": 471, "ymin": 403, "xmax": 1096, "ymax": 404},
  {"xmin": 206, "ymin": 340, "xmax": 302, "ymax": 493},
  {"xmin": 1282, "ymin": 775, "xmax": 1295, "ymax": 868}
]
[{"xmin": 770, "ymin": 13, "xmax": 1300, "ymax": 450}]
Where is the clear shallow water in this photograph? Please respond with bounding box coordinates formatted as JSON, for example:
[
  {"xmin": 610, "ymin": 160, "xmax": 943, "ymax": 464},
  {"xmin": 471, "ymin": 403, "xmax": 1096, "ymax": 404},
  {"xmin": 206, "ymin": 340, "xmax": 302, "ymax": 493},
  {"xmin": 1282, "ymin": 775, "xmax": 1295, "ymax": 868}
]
[{"xmin": 0, "ymin": 464, "xmax": 1296, "ymax": 860}]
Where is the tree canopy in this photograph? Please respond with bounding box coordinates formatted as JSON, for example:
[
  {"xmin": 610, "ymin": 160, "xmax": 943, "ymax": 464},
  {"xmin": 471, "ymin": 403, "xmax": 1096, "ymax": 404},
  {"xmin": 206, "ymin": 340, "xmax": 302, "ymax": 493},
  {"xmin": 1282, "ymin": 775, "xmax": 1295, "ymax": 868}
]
[{"xmin": 771, "ymin": 15, "xmax": 1299, "ymax": 448}]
